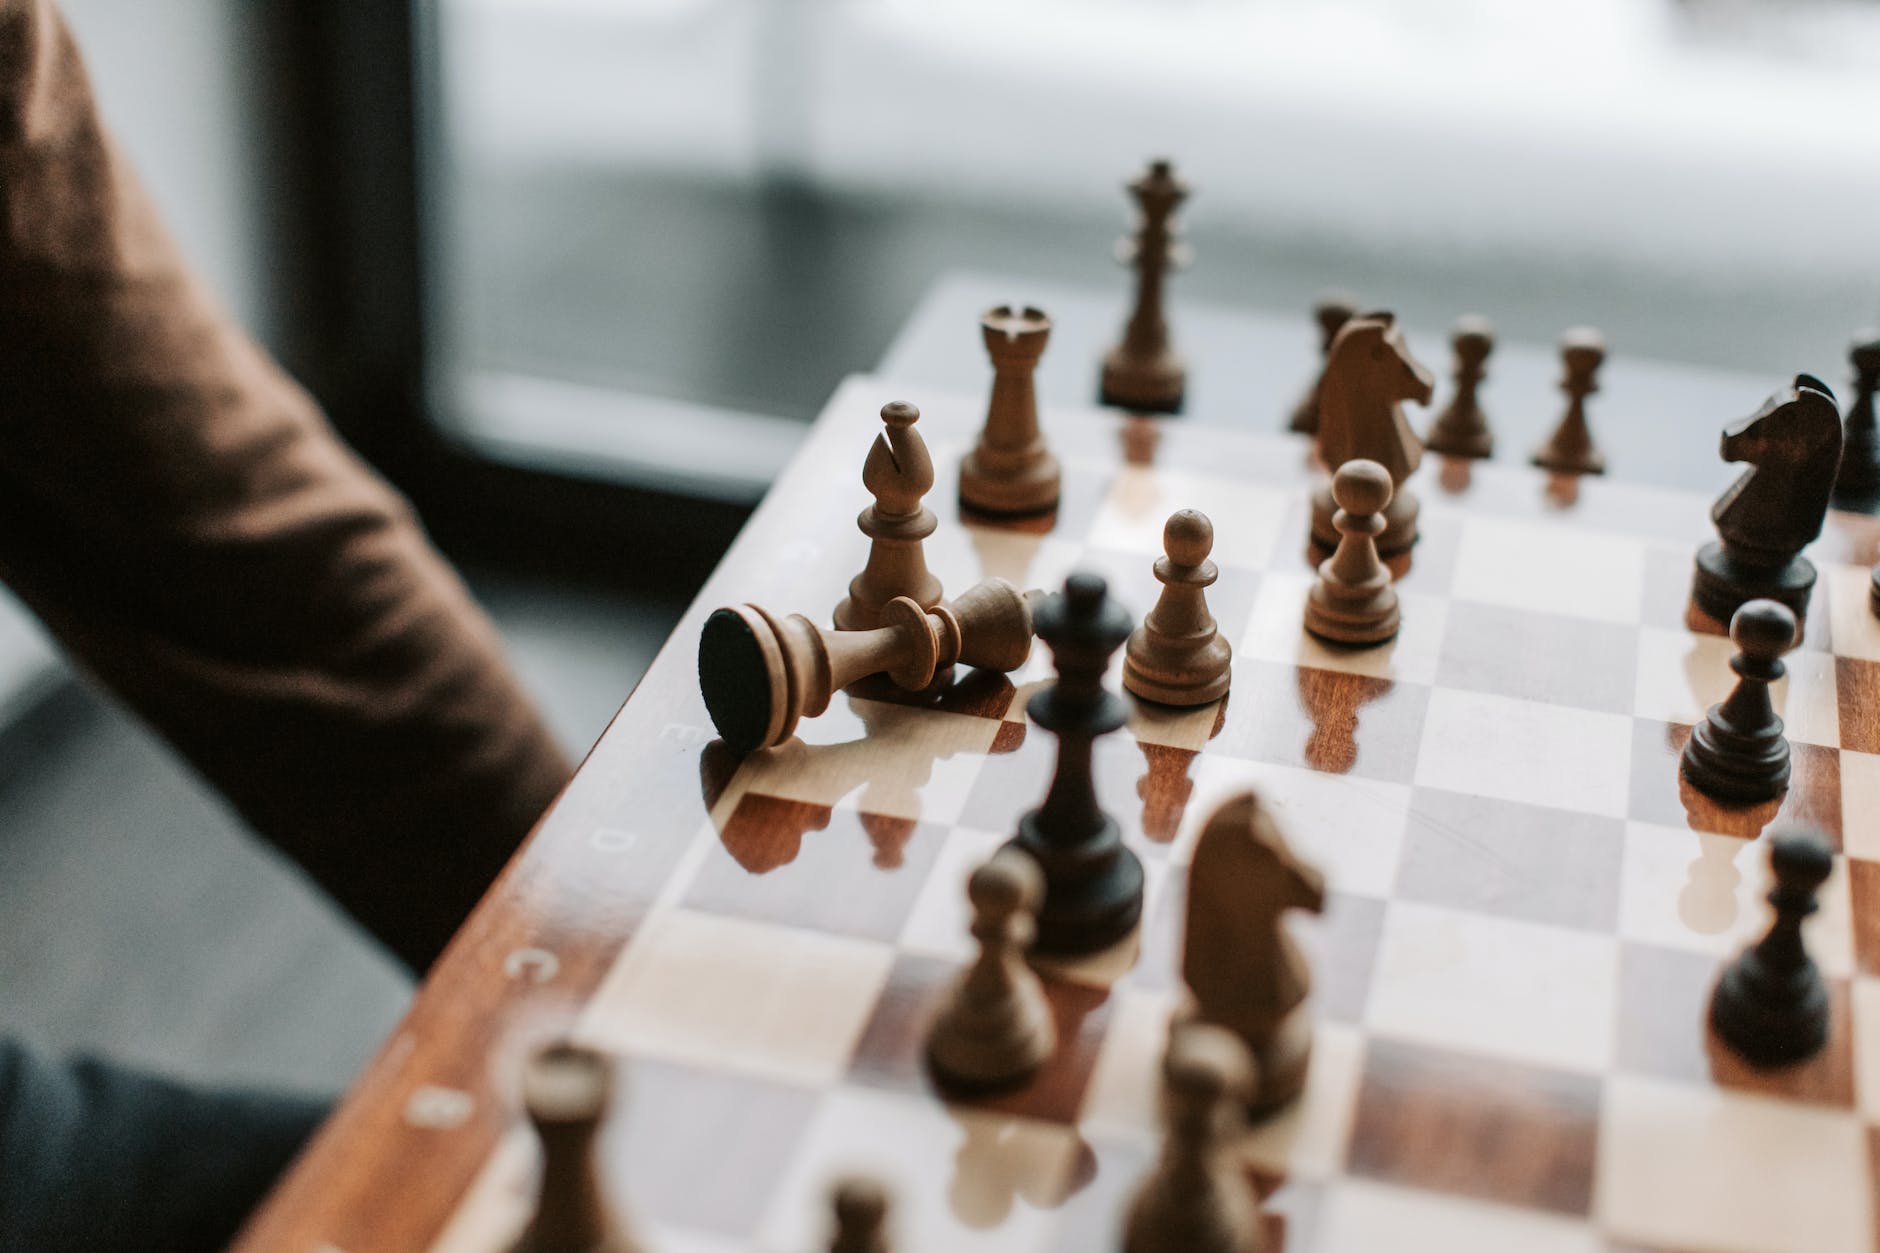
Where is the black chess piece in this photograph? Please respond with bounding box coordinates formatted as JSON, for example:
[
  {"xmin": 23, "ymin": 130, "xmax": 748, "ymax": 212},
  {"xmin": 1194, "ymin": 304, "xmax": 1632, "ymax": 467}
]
[
  {"xmin": 1690, "ymin": 375, "xmax": 1842, "ymax": 624},
  {"xmin": 1680, "ymin": 600, "xmax": 1795, "ymax": 804},
  {"xmin": 1832, "ymin": 330, "xmax": 1880, "ymax": 503},
  {"xmin": 1709, "ymin": 828, "xmax": 1833, "ymax": 1068},
  {"xmin": 1005, "ymin": 572, "xmax": 1144, "ymax": 955}
]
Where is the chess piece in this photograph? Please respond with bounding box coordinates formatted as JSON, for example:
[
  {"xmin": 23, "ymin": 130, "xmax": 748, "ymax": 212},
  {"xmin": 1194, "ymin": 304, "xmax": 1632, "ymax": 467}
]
[
  {"xmin": 1100, "ymin": 159, "xmax": 1189, "ymax": 414},
  {"xmin": 700, "ymin": 578, "xmax": 1034, "ymax": 753},
  {"xmin": 1287, "ymin": 290, "xmax": 1358, "ymax": 435},
  {"xmin": 1308, "ymin": 312, "xmax": 1433, "ymax": 557},
  {"xmin": 1871, "ymin": 561, "xmax": 1880, "ymax": 620},
  {"xmin": 1709, "ymin": 828, "xmax": 1833, "ymax": 1068},
  {"xmin": 1304, "ymin": 460, "xmax": 1401, "ymax": 646},
  {"xmin": 961, "ymin": 305, "xmax": 1060, "ymax": 516},
  {"xmin": 1690, "ymin": 375, "xmax": 1842, "ymax": 624},
  {"xmin": 926, "ymin": 848, "xmax": 1058, "ymax": 1091},
  {"xmin": 1531, "ymin": 327, "xmax": 1608, "ymax": 475},
  {"xmin": 1122, "ymin": 1022, "xmax": 1266, "ymax": 1253},
  {"xmin": 1832, "ymin": 330, "xmax": 1880, "ymax": 502},
  {"xmin": 829, "ymin": 1175, "xmax": 892, "ymax": 1253},
  {"xmin": 1680, "ymin": 599, "xmax": 1796, "ymax": 803},
  {"xmin": 509, "ymin": 1043, "xmax": 643, "ymax": 1253},
  {"xmin": 834, "ymin": 401, "xmax": 943, "ymax": 632},
  {"xmin": 1182, "ymin": 792, "xmax": 1327, "ymax": 1117},
  {"xmin": 1423, "ymin": 314, "xmax": 1495, "ymax": 459},
  {"xmin": 1004, "ymin": 573, "xmax": 1145, "ymax": 955},
  {"xmin": 1123, "ymin": 509, "xmax": 1232, "ymax": 706}
]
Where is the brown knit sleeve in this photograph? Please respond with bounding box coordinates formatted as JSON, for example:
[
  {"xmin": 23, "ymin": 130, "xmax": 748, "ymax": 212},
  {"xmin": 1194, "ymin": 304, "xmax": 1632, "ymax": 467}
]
[{"xmin": 0, "ymin": 0, "xmax": 573, "ymax": 970}]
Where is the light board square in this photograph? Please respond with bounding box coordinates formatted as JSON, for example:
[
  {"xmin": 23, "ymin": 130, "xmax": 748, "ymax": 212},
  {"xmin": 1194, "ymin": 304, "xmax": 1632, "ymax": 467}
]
[
  {"xmin": 1596, "ymin": 1074, "xmax": 1874, "ymax": 1253},
  {"xmin": 1450, "ymin": 516, "xmax": 1646, "ymax": 624},
  {"xmin": 1365, "ymin": 901, "xmax": 1620, "ymax": 1074},
  {"xmin": 585, "ymin": 909, "xmax": 893, "ymax": 1088},
  {"xmin": 1414, "ymin": 688, "xmax": 1634, "ymax": 820}
]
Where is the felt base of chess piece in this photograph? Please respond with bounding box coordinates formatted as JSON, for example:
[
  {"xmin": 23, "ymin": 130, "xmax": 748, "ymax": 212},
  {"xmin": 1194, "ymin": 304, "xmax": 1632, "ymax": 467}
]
[
  {"xmin": 1680, "ymin": 600, "xmax": 1795, "ymax": 804},
  {"xmin": 926, "ymin": 850, "xmax": 1058, "ymax": 1092},
  {"xmin": 1310, "ymin": 483, "xmax": 1417, "ymax": 558},
  {"xmin": 1690, "ymin": 541, "xmax": 1816, "ymax": 624},
  {"xmin": 700, "ymin": 579, "xmax": 1034, "ymax": 754},
  {"xmin": 1708, "ymin": 831, "xmax": 1833, "ymax": 1069},
  {"xmin": 1124, "ymin": 509, "xmax": 1232, "ymax": 707},
  {"xmin": 1101, "ymin": 349, "xmax": 1186, "ymax": 415}
]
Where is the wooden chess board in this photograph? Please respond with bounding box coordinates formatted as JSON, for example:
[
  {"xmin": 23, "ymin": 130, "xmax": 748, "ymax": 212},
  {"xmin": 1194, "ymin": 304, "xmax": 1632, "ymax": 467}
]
[{"xmin": 240, "ymin": 374, "xmax": 1880, "ymax": 1253}]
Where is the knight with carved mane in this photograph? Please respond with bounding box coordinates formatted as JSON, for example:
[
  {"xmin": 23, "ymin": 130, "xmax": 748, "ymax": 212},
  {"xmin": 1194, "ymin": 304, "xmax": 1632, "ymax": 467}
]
[
  {"xmin": 1690, "ymin": 374, "xmax": 1842, "ymax": 626},
  {"xmin": 1178, "ymin": 790, "xmax": 1326, "ymax": 1117},
  {"xmin": 1308, "ymin": 312, "xmax": 1435, "ymax": 558}
]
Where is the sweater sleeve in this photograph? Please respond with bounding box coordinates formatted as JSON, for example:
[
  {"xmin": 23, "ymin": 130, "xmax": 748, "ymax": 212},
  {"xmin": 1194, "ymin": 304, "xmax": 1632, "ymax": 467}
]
[{"xmin": 0, "ymin": 0, "xmax": 573, "ymax": 970}]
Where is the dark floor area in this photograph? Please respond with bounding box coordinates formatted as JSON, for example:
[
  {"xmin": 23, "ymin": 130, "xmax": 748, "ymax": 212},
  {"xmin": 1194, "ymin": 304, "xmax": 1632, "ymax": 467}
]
[{"xmin": 0, "ymin": 566, "xmax": 685, "ymax": 1099}]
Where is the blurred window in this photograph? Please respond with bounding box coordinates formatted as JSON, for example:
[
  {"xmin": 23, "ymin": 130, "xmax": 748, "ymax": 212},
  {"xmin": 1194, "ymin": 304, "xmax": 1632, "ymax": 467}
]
[{"xmin": 429, "ymin": 0, "xmax": 1880, "ymax": 499}]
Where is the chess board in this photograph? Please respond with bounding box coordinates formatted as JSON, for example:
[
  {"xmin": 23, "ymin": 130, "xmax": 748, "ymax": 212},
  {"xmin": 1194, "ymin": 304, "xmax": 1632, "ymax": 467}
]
[{"xmin": 242, "ymin": 374, "xmax": 1880, "ymax": 1253}]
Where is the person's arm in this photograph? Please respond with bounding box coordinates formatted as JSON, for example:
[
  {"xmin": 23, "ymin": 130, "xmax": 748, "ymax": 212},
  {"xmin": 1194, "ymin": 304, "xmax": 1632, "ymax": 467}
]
[{"xmin": 0, "ymin": 0, "xmax": 572, "ymax": 970}]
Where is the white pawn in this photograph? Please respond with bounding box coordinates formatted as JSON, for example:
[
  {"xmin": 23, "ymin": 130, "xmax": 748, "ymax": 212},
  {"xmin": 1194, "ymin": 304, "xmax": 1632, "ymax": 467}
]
[
  {"xmin": 925, "ymin": 849, "xmax": 1057, "ymax": 1091},
  {"xmin": 1304, "ymin": 459, "xmax": 1400, "ymax": 646},
  {"xmin": 1123, "ymin": 1023, "xmax": 1266, "ymax": 1253},
  {"xmin": 1123, "ymin": 509, "xmax": 1233, "ymax": 707},
  {"xmin": 829, "ymin": 1175, "xmax": 891, "ymax": 1253}
]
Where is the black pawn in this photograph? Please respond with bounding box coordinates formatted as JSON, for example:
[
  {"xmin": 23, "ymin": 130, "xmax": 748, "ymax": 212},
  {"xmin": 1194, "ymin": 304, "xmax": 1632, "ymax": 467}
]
[
  {"xmin": 1709, "ymin": 829, "xmax": 1833, "ymax": 1068},
  {"xmin": 1005, "ymin": 572, "xmax": 1144, "ymax": 956},
  {"xmin": 1835, "ymin": 331, "xmax": 1880, "ymax": 503},
  {"xmin": 1680, "ymin": 599, "xmax": 1794, "ymax": 803}
]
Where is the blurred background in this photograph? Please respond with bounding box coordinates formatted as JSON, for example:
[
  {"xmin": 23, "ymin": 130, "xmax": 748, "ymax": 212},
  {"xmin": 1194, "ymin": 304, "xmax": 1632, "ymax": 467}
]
[{"xmin": 3, "ymin": 0, "xmax": 1877, "ymax": 1117}]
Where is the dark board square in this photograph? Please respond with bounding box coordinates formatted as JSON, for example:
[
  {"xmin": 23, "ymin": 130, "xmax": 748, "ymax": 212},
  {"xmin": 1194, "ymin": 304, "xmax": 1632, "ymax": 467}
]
[
  {"xmin": 1213, "ymin": 660, "xmax": 1431, "ymax": 785},
  {"xmin": 1397, "ymin": 788, "xmax": 1624, "ymax": 932},
  {"xmin": 1628, "ymin": 719, "xmax": 1843, "ymax": 849},
  {"xmin": 690, "ymin": 798, "xmax": 944, "ymax": 940},
  {"xmin": 1349, "ymin": 1036, "xmax": 1601, "ymax": 1217},
  {"xmin": 1852, "ymin": 856, "xmax": 1880, "ymax": 979},
  {"xmin": 846, "ymin": 952, "xmax": 1111, "ymax": 1125},
  {"xmin": 1436, "ymin": 601, "xmax": 1639, "ymax": 715},
  {"xmin": 1615, "ymin": 941, "xmax": 1854, "ymax": 1108},
  {"xmin": 1835, "ymin": 656, "xmax": 1880, "ymax": 755}
]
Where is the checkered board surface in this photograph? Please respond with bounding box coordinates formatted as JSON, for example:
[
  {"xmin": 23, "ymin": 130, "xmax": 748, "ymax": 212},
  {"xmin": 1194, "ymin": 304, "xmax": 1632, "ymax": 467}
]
[{"xmin": 432, "ymin": 374, "xmax": 1880, "ymax": 1253}]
